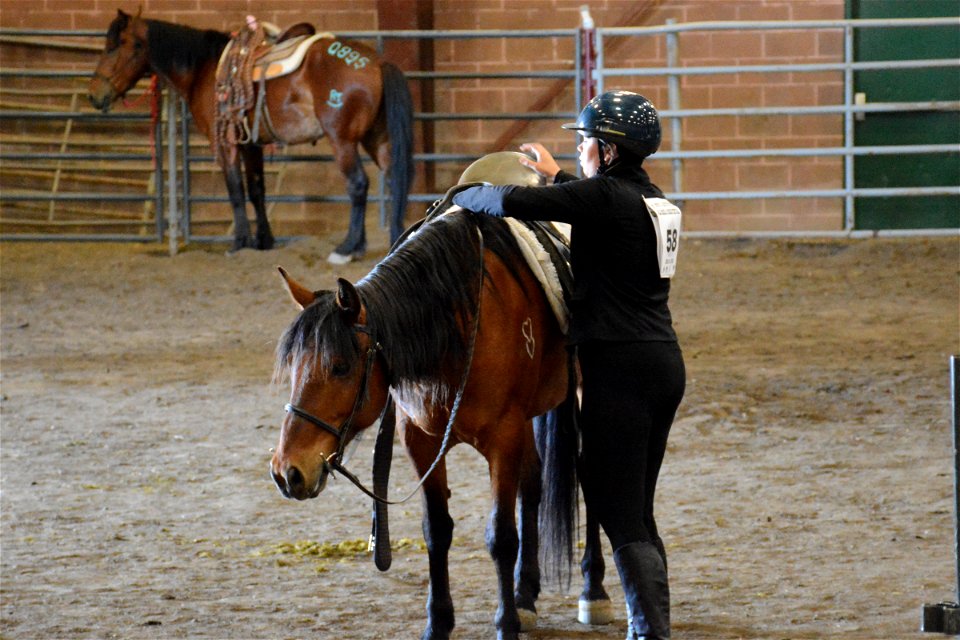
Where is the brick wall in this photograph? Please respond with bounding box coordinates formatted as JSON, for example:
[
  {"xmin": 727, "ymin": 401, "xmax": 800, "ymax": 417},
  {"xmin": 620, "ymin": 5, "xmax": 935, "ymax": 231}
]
[{"xmin": 1, "ymin": 0, "xmax": 847, "ymax": 238}]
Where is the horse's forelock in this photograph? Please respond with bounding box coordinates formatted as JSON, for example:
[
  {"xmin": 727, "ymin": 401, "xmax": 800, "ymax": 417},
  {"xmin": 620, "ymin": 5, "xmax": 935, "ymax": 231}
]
[
  {"xmin": 273, "ymin": 292, "xmax": 360, "ymax": 384},
  {"xmin": 106, "ymin": 13, "xmax": 129, "ymax": 50}
]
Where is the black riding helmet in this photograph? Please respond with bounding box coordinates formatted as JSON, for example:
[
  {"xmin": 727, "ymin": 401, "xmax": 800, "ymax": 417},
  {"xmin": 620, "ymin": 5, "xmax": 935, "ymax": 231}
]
[{"xmin": 562, "ymin": 90, "xmax": 661, "ymax": 161}]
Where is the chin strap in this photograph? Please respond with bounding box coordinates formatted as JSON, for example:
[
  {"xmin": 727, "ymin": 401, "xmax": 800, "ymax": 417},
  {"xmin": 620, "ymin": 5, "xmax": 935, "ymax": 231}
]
[{"xmin": 597, "ymin": 139, "xmax": 611, "ymax": 174}]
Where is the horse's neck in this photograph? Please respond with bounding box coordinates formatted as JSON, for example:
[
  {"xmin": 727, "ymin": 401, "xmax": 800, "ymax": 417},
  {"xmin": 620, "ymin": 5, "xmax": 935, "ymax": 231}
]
[{"xmin": 145, "ymin": 19, "xmax": 226, "ymax": 101}]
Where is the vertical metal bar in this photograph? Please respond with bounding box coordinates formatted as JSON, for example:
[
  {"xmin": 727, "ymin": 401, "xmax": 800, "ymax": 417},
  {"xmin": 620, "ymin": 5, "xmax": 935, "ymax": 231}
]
[
  {"xmin": 154, "ymin": 90, "xmax": 164, "ymax": 242},
  {"xmin": 953, "ymin": 355, "xmax": 960, "ymax": 602},
  {"xmin": 165, "ymin": 87, "xmax": 179, "ymax": 256},
  {"xmin": 377, "ymin": 33, "xmax": 387, "ymax": 229},
  {"xmin": 574, "ymin": 20, "xmax": 582, "ymax": 112},
  {"xmin": 594, "ymin": 27, "xmax": 604, "ymax": 96},
  {"xmin": 843, "ymin": 24, "xmax": 855, "ymax": 231},
  {"xmin": 579, "ymin": 6, "xmax": 597, "ymax": 102},
  {"xmin": 666, "ymin": 19, "xmax": 683, "ymax": 197},
  {"xmin": 180, "ymin": 96, "xmax": 191, "ymax": 243}
]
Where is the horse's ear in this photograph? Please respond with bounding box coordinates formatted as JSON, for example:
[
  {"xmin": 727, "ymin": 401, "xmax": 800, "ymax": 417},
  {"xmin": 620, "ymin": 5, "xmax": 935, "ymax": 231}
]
[
  {"xmin": 117, "ymin": 9, "xmax": 129, "ymax": 19},
  {"xmin": 335, "ymin": 278, "xmax": 361, "ymax": 325},
  {"xmin": 134, "ymin": 5, "xmax": 143, "ymax": 19},
  {"xmin": 277, "ymin": 266, "xmax": 315, "ymax": 310}
]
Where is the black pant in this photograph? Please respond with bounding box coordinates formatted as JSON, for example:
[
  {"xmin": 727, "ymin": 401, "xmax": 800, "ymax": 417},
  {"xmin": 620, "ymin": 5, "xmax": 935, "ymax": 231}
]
[{"xmin": 577, "ymin": 340, "xmax": 685, "ymax": 552}]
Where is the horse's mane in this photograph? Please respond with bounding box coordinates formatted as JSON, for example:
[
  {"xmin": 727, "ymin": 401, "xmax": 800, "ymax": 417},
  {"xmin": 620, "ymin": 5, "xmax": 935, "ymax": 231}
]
[
  {"xmin": 138, "ymin": 18, "xmax": 230, "ymax": 76},
  {"xmin": 275, "ymin": 213, "xmax": 530, "ymax": 399}
]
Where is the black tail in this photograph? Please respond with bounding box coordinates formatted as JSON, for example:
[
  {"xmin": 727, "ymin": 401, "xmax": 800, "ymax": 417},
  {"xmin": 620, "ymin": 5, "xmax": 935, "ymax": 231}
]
[
  {"xmin": 535, "ymin": 354, "xmax": 580, "ymax": 587},
  {"xmin": 381, "ymin": 61, "xmax": 414, "ymax": 242}
]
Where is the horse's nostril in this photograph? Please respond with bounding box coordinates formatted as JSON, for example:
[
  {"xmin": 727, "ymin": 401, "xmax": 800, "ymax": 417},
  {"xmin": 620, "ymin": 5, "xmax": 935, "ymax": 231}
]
[
  {"xmin": 270, "ymin": 467, "xmax": 287, "ymax": 496},
  {"xmin": 285, "ymin": 466, "xmax": 305, "ymax": 493}
]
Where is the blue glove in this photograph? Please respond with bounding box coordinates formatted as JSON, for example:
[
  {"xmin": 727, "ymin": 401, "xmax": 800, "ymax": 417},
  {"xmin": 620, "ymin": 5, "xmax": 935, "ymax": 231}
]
[{"xmin": 452, "ymin": 185, "xmax": 515, "ymax": 217}]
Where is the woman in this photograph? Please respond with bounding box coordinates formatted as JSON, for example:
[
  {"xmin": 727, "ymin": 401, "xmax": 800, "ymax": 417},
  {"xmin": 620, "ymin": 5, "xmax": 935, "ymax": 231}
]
[{"xmin": 453, "ymin": 90, "xmax": 685, "ymax": 640}]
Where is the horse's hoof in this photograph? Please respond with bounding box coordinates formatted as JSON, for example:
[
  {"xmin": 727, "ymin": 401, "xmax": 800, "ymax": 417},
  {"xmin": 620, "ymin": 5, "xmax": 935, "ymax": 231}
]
[
  {"xmin": 517, "ymin": 607, "xmax": 537, "ymax": 631},
  {"xmin": 327, "ymin": 251, "xmax": 353, "ymax": 265},
  {"xmin": 327, "ymin": 250, "xmax": 365, "ymax": 265},
  {"xmin": 578, "ymin": 596, "xmax": 615, "ymax": 625},
  {"xmin": 257, "ymin": 236, "xmax": 275, "ymax": 251}
]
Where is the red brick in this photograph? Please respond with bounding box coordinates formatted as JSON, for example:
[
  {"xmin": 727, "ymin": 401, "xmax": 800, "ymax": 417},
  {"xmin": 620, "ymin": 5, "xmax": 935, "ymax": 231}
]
[
  {"xmin": 738, "ymin": 114, "xmax": 792, "ymax": 139},
  {"xmin": 711, "ymin": 31, "xmax": 765, "ymax": 60},
  {"xmin": 792, "ymin": 1, "xmax": 845, "ymax": 21},
  {"xmin": 763, "ymin": 30, "xmax": 818, "ymax": 59},
  {"xmin": 737, "ymin": 3, "xmax": 792, "ymax": 21},
  {"xmin": 737, "ymin": 162, "xmax": 790, "ymax": 189},
  {"xmin": 790, "ymin": 160, "xmax": 842, "ymax": 188},
  {"xmin": 762, "ymin": 83, "xmax": 818, "ymax": 107}
]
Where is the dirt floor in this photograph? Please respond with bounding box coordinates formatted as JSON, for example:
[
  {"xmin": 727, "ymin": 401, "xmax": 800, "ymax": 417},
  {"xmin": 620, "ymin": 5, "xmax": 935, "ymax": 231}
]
[{"xmin": 1, "ymin": 227, "xmax": 958, "ymax": 640}]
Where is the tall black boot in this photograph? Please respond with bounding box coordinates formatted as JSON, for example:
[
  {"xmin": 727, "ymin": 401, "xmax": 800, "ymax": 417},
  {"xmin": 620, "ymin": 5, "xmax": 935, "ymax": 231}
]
[{"xmin": 613, "ymin": 541, "xmax": 671, "ymax": 640}]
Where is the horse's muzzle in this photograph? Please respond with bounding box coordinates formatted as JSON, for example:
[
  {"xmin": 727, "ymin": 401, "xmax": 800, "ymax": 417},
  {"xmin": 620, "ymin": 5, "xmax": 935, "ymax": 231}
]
[
  {"xmin": 88, "ymin": 92, "xmax": 114, "ymax": 114},
  {"xmin": 270, "ymin": 460, "xmax": 325, "ymax": 500}
]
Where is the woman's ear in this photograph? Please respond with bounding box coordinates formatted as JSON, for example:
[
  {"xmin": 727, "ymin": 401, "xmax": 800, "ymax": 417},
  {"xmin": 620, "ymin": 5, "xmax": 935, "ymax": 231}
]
[{"xmin": 604, "ymin": 142, "xmax": 619, "ymax": 164}]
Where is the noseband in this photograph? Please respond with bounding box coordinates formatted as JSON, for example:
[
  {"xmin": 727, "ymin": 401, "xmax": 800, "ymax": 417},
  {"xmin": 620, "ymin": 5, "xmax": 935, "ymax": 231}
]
[{"xmin": 284, "ymin": 324, "xmax": 382, "ymax": 478}]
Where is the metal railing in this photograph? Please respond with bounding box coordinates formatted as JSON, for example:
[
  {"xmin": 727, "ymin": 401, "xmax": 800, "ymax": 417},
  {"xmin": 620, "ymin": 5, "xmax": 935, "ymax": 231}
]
[
  {"xmin": 174, "ymin": 28, "xmax": 582, "ymax": 245},
  {"xmin": 593, "ymin": 17, "xmax": 960, "ymax": 237},
  {"xmin": 1, "ymin": 16, "xmax": 957, "ymax": 244},
  {"xmin": 0, "ymin": 43, "xmax": 166, "ymax": 241}
]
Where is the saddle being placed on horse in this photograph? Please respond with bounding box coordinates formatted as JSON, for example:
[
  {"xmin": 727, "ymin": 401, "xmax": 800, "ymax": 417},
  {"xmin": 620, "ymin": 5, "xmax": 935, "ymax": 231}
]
[{"xmin": 414, "ymin": 185, "xmax": 573, "ymax": 335}]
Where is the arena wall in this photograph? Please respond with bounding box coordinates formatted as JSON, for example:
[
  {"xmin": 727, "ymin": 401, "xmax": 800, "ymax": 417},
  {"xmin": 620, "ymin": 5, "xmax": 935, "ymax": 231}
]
[{"xmin": 0, "ymin": 0, "xmax": 847, "ymax": 238}]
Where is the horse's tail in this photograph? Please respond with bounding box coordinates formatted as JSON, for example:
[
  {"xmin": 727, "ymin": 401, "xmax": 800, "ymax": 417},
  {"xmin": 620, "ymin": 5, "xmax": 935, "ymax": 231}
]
[
  {"xmin": 381, "ymin": 61, "xmax": 414, "ymax": 239},
  {"xmin": 535, "ymin": 353, "xmax": 580, "ymax": 588}
]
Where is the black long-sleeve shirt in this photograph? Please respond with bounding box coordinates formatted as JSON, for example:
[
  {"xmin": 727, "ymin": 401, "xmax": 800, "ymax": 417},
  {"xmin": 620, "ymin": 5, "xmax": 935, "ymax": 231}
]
[{"xmin": 499, "ymin": 161, "xmax": 677, "ymax": 345}]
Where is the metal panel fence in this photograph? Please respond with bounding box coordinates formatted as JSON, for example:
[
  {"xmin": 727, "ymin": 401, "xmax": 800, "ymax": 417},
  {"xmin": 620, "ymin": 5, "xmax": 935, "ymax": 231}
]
[{"xmin": 0, "ymin": 16, "xmax": 957, "ymax": 246}]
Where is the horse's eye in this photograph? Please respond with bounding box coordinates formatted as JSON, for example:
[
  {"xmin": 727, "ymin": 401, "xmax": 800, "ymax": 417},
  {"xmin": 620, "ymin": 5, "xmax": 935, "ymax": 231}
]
[
  {"xmin": 133, "ymin": 40, "xmax": 143, "ymax": 51},
  {"xmin": 330, "ymin": 361, "xmax": 350, "ymax": 377}
]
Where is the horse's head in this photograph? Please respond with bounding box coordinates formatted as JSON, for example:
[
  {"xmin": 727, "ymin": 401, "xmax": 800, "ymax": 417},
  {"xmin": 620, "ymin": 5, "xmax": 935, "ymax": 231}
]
[
  {"xmin": 270, "ymin": 268, "xmax": 389, "ymax": 500},
  {"xmin": 89, "ymin": 9, "xmax": 151, "ymax": 112}
]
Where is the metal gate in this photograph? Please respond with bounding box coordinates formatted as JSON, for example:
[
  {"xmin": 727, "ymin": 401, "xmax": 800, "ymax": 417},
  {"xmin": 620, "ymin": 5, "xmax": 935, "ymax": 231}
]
[{"xmin": 1, "ymin": 15, "xmax": 957, "ymax": 246}]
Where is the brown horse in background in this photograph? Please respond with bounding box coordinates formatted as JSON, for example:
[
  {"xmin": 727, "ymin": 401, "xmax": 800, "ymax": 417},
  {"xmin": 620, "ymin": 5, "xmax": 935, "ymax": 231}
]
[
  {"xmin": 89, "ymin": 9, "xmax": 413, "ymax": 261},
  {"xmin": 269, "ymin": 208, "xmax": 614, "ymax": 640}
]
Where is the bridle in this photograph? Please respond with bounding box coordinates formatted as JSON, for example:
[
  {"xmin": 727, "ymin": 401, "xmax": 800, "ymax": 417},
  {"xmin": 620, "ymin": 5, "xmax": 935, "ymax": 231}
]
[
  {"xmin": 283, "ymin": 324, "xmax": 383, "ymax": 486},
  {"xmin": 282, "ymin": 218, "xmax": 486, "ymax": 505}
]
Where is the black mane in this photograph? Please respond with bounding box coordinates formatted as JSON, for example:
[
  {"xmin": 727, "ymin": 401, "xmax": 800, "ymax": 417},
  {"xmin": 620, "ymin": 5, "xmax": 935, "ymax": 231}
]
[
  {"xmin": 143, "ymin": 18, "xmax": 230, "ymax": 77},
  {"xmin": 275, "ymin": 213, "xmax": 530, "ymax": 398}
]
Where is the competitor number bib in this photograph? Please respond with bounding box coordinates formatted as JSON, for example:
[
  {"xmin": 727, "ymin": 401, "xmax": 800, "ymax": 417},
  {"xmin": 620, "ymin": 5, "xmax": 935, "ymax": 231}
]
[{"xmin": 643, "ymin": 197, "xmax": 682, "ymax": 278}]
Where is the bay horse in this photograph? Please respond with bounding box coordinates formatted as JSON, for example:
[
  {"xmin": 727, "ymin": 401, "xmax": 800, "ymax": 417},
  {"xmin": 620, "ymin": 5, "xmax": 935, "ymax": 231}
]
[
  {"xmin": 269, "ymin": 205, "xmax": 615, "ymax": 639},
  {"xmin": 89, "ymin": 9, "xmax": 413, "ymax": 261}
]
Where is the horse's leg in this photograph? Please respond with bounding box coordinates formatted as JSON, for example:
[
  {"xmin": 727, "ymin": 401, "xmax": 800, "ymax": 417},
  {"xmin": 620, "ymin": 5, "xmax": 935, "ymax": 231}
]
[
  {"xmin": 402, "ymin": 422, "xmax": 455, "ymax": 640},
  {"xmin": 578, "ymin": 505, "xmax": 615, "ymax": 625},
  {"xmin": 485, "ymin": 432, "xmax": 526, "ymax": 640},
  {"xmin": 240, "ymin": 144, "xmax": 274, "ymax": 250},
  {"xmin": 514, "ymin": 421, "xmax": 541, "ymax": 631},
  {"xmin": 221, "ymin": 150, "xmax": 254, "ymax": 251},
  {"xmin": 328, "ymin": 142, "xmax": 368, "ymax": 264}
]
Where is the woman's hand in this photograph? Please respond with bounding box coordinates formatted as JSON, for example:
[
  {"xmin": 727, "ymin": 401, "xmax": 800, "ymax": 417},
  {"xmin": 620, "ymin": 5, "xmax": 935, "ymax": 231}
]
[{"xmin": 518, "ymin": 143, "xmax": 561, "ymax": 182}]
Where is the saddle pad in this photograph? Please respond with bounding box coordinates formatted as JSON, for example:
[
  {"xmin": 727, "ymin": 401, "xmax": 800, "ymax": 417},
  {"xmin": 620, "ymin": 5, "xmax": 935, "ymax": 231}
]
[
  {"xmin": 505, "ymin": 218, "xmax": 571, "ymax": 334},
  {"xmin": 252, "ymin": 32, "xmax": 333, "ymax": 82},
  {"xmin": 445, "ymin": 205, "xmax": 571, "ymax": 334},
  {"xmin": 217, "ymin": 32, "xmax": 334, "ymax": 83}
]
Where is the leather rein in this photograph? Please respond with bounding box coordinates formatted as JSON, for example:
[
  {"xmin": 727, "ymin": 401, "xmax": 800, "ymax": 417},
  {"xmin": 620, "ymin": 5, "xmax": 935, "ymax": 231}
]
[{"xmin": 283, "ymin": 218, "xmax": 485, "ymax": 505}]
